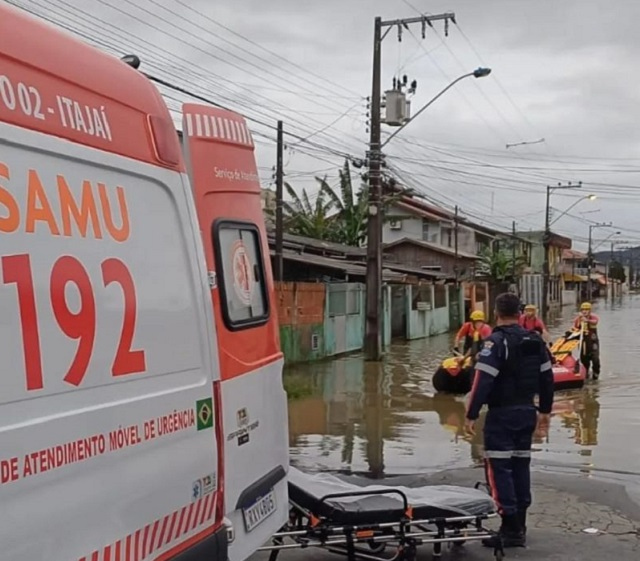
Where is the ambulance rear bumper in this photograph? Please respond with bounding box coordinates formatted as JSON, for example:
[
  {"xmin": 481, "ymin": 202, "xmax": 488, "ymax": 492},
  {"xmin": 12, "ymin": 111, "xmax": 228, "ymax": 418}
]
[{"xmin": 172, "ymin": 523, "xmax": 228, "ymax": 561}]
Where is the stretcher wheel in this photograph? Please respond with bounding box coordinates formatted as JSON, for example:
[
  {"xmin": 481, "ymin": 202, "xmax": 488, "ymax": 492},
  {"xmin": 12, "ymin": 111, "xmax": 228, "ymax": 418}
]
[
  {"xmin": 495, "ymin": 550, "xmax": 505, "ymax": 561},
  {"xmin": 367, "ymin": 541, "xmax": 386, "ymax": 553}
]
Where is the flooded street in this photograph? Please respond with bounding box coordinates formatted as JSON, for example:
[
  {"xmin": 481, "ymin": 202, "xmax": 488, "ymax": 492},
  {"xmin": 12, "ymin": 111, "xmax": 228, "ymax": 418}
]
[{"xmin": 285, "ymin": 296, "xmax": 640, "ymax": 485}]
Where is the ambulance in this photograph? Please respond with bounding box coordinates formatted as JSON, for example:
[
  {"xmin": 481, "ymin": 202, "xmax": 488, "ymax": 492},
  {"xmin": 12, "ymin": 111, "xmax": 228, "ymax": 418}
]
[
  {"xmin": 0, "ymin": 4, "xmax": 288, "ymax": 561},
  {"xmin": 181, "ymin": 106, "xmax": 289, "ymax": 561}
]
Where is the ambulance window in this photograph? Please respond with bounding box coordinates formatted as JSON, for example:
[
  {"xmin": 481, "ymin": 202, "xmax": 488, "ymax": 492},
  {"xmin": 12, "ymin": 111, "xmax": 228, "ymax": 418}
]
[{"xmin": 215, "ymin": 221, "xmax": 269, "ymax": 330}]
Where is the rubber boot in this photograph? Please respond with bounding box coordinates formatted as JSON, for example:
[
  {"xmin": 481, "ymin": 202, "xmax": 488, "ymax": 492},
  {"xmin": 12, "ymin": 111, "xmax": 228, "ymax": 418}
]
[{"xmin": 482, "ymin": 513, "xmax": 526, "ymax": 548}]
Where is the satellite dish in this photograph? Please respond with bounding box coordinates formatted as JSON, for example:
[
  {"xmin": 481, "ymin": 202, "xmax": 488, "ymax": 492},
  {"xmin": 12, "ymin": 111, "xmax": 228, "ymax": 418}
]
[{"xmin": 120, "ymin": 54, "xmax": 141, "ymax": 69}]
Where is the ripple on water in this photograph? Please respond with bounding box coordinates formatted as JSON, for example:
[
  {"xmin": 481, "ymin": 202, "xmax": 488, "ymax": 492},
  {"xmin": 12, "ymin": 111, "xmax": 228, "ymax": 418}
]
[{"xmin": 285, "ymin": 295, "xmax": 640, "ymax": 479}]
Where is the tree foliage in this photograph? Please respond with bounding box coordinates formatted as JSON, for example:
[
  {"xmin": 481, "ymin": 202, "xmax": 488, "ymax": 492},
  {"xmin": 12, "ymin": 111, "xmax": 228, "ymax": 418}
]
[
  {"xmin": 609, "ymin": 260, "xmax": 626, "ymax": 283},
  {"xmin": 278, "ymin": 159, "xmax": 402, "ymax": 246},
  {"xmin": 476, "ymin": 247, "xmax": 528, "ymax": 282}
]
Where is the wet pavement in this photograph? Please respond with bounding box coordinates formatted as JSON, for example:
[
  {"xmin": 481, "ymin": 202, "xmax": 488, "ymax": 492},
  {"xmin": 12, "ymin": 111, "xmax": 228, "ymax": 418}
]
[
  {"xmin": 285, "ymin": 295, "xmax": 640, "ymax": 486},
  {"xmin": 250, "ymin": 296, "xmax": 640, "ymax": 560}
]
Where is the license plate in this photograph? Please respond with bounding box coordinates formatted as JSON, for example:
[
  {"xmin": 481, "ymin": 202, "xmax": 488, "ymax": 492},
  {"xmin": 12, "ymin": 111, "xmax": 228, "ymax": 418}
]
[{"xmin": 242, "ymin": 489, "xmax": 277, "ymax": 532}]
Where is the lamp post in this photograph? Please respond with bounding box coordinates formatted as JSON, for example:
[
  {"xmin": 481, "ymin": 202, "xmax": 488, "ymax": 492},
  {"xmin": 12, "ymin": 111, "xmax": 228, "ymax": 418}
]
[
  {"xmin": 364, "ymin": 53, "xmax": 491, "ymax": 361},
  {"xmin": 587, "ymin": 223, "xmax": 614, "ymax": 301},
  {"xmin": 549, "ymin": 194, "xmax": 597, "ymax": 227},
  {"xmin": 542, "ymin": 182, "xmax": 582, "ymax": 321},
  {"xmin": 381, "ymin": 67, "xmax": 491, "ymax": 148}
]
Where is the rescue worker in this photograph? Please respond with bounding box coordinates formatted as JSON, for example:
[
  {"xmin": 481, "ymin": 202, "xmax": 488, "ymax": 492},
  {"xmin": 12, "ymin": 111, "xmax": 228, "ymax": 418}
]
[
  {"xmin": 464, "ymin": 293, "xmax": 554, "ymax": 548},
  {"xmin": 571, "ymin": 302, "xmax": 601, "ymax": 380},
  {"xmin": 519, "ymin": 304, "xmax": 551, "ymax": 344},
  {"xmin": 454, "ymin": 310, "xmax": 492, "ymax": 366}
]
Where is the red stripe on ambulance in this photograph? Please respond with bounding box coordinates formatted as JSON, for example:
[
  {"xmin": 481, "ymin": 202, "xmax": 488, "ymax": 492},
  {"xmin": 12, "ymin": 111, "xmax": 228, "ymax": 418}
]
[
  {"xmin": 184, "ymin": 112, "xmax": 254, "ymax": 148},
  {"xmin": 77, "ymin": 495, "xmax": 214, "ymax": 561}
]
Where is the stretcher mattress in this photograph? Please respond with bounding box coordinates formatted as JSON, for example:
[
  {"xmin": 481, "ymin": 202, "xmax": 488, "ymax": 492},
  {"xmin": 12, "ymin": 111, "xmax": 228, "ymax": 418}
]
[{"xmin": 288, "ymin": 467, "xmax": 496, "ymax": 525}]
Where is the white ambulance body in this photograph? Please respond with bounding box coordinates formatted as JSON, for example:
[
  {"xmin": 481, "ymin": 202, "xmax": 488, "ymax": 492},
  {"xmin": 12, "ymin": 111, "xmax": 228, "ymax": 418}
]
[
  {"xmin": 181, "ymin": 105, "xmax": 289, "ymax": 561},
  {"xmin": 0, "ymin": 5, "xmax": 228, "ymax": 561}
]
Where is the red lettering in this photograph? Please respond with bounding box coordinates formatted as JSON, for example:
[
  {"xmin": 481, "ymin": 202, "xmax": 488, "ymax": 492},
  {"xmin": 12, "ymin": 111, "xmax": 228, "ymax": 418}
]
[
  {"xmin": 57, "ymin": 177, "xmax": 103, "ymax": 239},
  {"xmin": 102, "ymin": 258, "xmax": 146, "ymax": 376},
  {"xmin": 2, "ymin": 254, "xmax": 44, "ymax": 390},
  {"xmin": 51, "ymin": 256, "xmax": 96, "ymax": 387},
  {"xmin": 4, "ymin": 254, "xmax": 146, "ymax": 392},
  {"xmin": 98, "ymin": 183, "xmax": 130, "ymax": 242},
  {"xmin": 144, "ymin": 420, "xmax": 156, "ymax": 440},
  {"xmin": 1, "ymin": 458, "xmax": 19, "ymax": 483},
  {"xmin": 0, "ymin": 162, "xmax": 19, "ymax": 233},
  {"xmin": 23, "ymin": 454, "xmax": 32, "ymax": 477},
  {"xmin": 26, "ymin": 169, "xmax": 60, "ymax": 235}
]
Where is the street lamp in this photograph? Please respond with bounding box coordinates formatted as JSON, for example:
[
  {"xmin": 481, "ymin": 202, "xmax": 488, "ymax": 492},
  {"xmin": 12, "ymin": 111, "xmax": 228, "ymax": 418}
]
[
  {"xmin": 364, "ymin": 62, "xmax": 490, "ymax": 361},
  {"xmin": 542, "ymin": 181, "xmax": 582, "ymax": 321},
  {"xmin": 549, "ymin": 194, "xmax": 597, "ymax": 226},
  {"xmin": 587, "ymin": 223, "xmax": 614, "ymax": 301},
  {"xmin": 381, "ymin": 68, "xmax": 491, "ymax": 148}
]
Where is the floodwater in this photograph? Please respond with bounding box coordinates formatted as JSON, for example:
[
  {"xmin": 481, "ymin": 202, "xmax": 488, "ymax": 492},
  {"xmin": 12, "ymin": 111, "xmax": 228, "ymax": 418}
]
[{"xmin": 285, "ymin": 295, "xmax": 640, "ymax": 485}]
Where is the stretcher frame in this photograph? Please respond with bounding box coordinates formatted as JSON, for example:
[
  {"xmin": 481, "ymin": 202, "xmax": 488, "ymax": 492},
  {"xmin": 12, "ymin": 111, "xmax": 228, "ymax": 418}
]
[{"xmin": 258, "ymin": 484, "xmax": 504, "ymax": 561}]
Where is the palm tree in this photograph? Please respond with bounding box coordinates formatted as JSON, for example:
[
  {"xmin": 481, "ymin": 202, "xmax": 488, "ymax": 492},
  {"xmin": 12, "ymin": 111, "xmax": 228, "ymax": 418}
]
[
  {"xmin": 275, "ymin": 159, "xmax": 406, "ymax": 246},
  {"xmin": 477, "ymin": 246, "xmax": 528, "ymax": 281},
  {"xmin": 279, "ymin": 181, "xmax": 337, "ymax": 240},
  {"xmin": 323, "ymin": 160, "xmax": 369, "ymax": 246}
]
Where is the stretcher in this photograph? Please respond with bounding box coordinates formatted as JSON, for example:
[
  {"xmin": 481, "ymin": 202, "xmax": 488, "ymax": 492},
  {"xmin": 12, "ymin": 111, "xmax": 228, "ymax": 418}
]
[{"xmin": 259, "ymin": 467, "xmax": 503, "ymax": 561}]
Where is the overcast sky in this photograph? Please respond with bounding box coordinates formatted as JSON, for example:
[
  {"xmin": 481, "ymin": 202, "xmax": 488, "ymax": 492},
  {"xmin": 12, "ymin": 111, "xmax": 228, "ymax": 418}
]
[{"xmin": 13, "ymin": 0, "xmax": 640, "ymax": 251}]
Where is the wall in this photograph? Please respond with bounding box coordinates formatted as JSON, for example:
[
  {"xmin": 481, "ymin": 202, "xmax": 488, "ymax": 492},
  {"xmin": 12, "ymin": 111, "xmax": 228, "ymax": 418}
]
[
  {"xmin": 562, "ymin": 289, "xmax": 577, "ymax": 307},
  {"xmin": 276, "ymin": 281, "xmax": 392, "ymax": 365},
  {"xmin": 383, "ymin": 205, "xmax": 424, "ymax": 244},
  {"xmin": 406, "ymin": 284, "xmax": 451, "ymax": 339},
  {"xmin": 276, "ymin": 282, "xmax": 326, "ymax": 364},
  {"xmin": 520, "ymin": 274, "xmax": 543, "ymax": 309},
  {"xmin": 385, "ymin": 243, "xmax": 475, "ymax": 276},
  {"xmin": 324, "ymin": 283, "xmax": 365, "ymax": 356}
]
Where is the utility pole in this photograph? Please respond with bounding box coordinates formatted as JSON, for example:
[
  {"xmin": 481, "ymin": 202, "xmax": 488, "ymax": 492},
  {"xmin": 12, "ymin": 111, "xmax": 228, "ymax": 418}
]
[
  {"xmin": 274, "ymin": 120, "xmax": 284, "ymax": 281},
  {"xmin": 364, "ymin": 12, "xmax": 456, "ymax": 361},
  {"xmin": 511, "ymin": 220, "xmax": 517, "ymax": 282},
  {"xmin": 364, "ymin": 17, "xmax": 384, "ymax": 361},
  {"xmin": 542, "ymin": 181, "xmax": 581, "ymax": 321},
  {"xmin": 609, "ymin": 241, "xmax": 614, "ymax": 302},
  {"xmin": 454, "ymin": 205, "xmax": 459, "ymax": 286}
]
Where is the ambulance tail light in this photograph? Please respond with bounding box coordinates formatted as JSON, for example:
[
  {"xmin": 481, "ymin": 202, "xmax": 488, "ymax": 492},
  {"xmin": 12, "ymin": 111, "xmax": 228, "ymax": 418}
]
[
  {"xmin": 213, "ymin": 380, "xmax": 225, "ymax": 524},
  {"xmin": 148, "ymin": 114, "xmax": 181, "ymax": 167}
]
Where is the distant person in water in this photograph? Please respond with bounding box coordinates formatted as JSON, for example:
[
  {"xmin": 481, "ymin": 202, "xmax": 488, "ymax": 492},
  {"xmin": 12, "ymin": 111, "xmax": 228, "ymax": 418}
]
[
  {"xmin": 454, "ymin": 310, "xmax": 492, "ymax": 366},
  {"xmin": 519, "ymin": 304, "xmax": 551, "ymax": 344}
]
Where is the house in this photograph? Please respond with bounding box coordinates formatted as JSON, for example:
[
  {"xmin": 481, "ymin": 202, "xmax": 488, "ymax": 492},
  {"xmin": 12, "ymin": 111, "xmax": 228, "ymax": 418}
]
[
  {"xmin": 519, "ymin": 231, "xmax": 572, "ymax": 314},
  {"xmin": 382, "ymin": 194, "xmax": 495, "ymax": 278},
  {"xmin": 561, "ymin": 248, "xmax": 607, "ymax": 301}
]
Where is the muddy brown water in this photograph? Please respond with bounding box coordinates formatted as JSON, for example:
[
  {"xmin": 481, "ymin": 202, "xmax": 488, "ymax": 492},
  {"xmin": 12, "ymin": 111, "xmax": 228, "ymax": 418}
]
[{"xmin": 285, "ymin": 296, "xmax": 640, "ymax": 485}]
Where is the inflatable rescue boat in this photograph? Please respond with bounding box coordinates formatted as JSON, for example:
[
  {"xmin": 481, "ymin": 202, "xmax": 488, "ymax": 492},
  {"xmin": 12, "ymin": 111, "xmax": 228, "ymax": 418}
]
[
  {"xmin": 550, "ymin": 330, "xmax": 587, "ymax": 389},
  {"xmin": 432, "ymin": 354, "xmax": 474, "ymax": 394}
]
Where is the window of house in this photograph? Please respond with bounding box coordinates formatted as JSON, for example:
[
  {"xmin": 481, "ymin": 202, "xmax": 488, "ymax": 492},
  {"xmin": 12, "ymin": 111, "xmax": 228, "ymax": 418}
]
[
  {"xmin": 422, "ymin": 219, "xmax": 439, "ymax": 244},
  {"xmin": 213, "ymin": 221, "xmax": 269, "ymax": 330}
]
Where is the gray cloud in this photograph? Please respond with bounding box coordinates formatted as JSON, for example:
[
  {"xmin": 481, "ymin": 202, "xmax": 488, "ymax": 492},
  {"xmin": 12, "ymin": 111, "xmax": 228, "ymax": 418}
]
[{"xmin": 14, "ymin": 0, "xmax": 640, "ymax": 248}]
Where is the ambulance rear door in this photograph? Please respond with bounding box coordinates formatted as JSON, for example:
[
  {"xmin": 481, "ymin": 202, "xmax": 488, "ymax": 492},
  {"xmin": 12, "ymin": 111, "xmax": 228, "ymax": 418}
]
[{"xmin": 182, "ymin": 104, "xmax": 289, "ymax": 561}]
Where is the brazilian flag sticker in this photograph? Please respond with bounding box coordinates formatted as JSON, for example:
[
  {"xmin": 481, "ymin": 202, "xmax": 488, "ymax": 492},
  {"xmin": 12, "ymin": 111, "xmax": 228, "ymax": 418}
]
[{"xmin": 196, "ymin": 398, "xmax": 214, "ymax": 431}]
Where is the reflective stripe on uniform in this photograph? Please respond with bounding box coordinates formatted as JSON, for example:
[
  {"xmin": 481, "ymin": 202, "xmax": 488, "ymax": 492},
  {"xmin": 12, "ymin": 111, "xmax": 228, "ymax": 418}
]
[
  {"xmin": 540, "ymin": 361, "xmax": 551, "ymax": 372},
  {"xmin": 485, "ymin": 449, "xmax": 531, "ymax": 459},
  {"xmin": 512, "ymin": 450, "xmax": 531, "ymax": 458},
  {"xmin": 477, "ymin": 362, "xmax": 499, "ymax": 377}
]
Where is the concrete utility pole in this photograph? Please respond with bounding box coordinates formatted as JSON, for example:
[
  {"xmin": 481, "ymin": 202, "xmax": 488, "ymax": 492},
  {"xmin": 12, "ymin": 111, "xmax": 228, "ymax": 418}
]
[
  {"xmin": 511, "ymin": 220, "xmax": 517, "ymax": 281},
  {"xmin": 274, "ymin": 120, "xmax": 284, "ymax": 281},
  {"xmin": 454, "ymin": 205, "xmax": 459, "ymax": 286},
  {"xmin": 542, "ymin": 181, "xmax": 581, "ymax": 321},
  {"xmin": 609, "ymin": 241, "xmax": 614, "ymax": 302},
  {"xmin": 364, "ymin": 12, "xmax": 456, "ymax": 361},
  {"xmin": 587, "ymin": 222, "xmax": 613, "ymax": 301}
]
